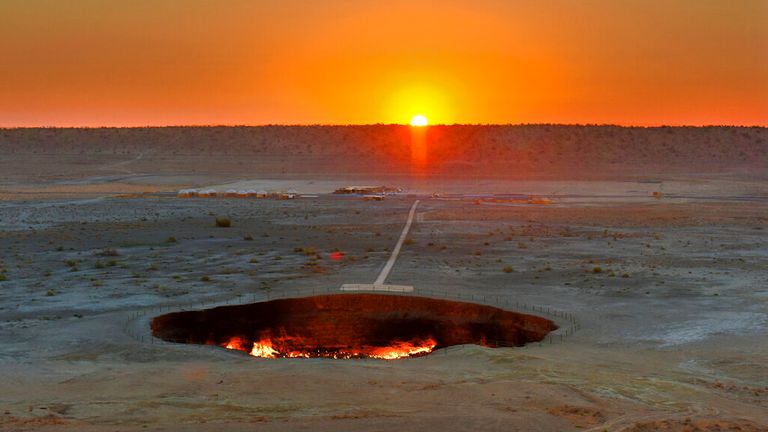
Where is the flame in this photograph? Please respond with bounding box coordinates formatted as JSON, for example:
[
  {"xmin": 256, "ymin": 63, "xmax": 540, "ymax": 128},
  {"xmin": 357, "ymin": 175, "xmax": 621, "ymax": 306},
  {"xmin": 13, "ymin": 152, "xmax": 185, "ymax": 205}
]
[
  {"xmin": 250, "ymin": 340, "xmax": 279, "ymax": 358},
  {"xmin": 368, "ymin": 339, "xmax": 437, "ymax": 359},
  {"xmin": 221, "ymin": 336, "xmax": 437, "ymax": 360},
  {"xmin": 224, "ymin": 337, "xmax": 246, "ymax": 350}
]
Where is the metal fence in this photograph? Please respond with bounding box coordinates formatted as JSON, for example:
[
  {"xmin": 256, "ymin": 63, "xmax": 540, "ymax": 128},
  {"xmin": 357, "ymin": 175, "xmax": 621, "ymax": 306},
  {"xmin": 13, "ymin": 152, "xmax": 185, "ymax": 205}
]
[{"xmin": 123, "ymin": 285, "xmax": 580, "ymax": 359}]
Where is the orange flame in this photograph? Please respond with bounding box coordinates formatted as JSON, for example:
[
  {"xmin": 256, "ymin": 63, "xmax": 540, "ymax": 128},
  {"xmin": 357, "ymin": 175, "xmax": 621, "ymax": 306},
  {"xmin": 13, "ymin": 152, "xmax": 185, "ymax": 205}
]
[
  {"xmin": 224, "ymin": 337, "xmax": 246, "ymax": 350},
  {"xmin": 250, "ymin": 340, "xmax": 279, "ymax": 358},
  {"xmin": 221, "ymin": 336, "xmax": 437, "ymax": 360}
]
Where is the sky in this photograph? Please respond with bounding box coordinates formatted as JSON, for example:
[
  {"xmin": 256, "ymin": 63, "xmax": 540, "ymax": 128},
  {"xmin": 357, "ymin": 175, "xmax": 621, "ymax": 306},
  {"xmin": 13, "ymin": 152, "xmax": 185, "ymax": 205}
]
[{"xmin": 0, "ymin": 0, "xmax": 766, "ymax": 127}]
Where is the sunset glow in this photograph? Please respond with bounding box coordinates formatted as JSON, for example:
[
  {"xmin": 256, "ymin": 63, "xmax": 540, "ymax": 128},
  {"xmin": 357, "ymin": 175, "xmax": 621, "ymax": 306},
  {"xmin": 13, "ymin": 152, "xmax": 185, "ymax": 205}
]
[{"xmin": 0, "ymin": 1, "xmax": 766, "ymax": 127}]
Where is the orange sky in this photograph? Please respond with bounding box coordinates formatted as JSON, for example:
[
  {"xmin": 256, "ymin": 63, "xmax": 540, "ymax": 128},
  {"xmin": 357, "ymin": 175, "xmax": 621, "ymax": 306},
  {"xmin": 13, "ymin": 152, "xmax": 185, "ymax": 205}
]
[{"xmin": 1, "ymin": 0, "xmax": 766, "ymax": 127}]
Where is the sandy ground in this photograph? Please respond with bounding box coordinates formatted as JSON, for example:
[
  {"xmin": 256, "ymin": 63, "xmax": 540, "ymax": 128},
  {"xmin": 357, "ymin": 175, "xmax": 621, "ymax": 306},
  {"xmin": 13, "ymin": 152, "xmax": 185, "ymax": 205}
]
[{"xmin": 1, "ymin": 170, "xmax": 767, "ymax": 431}]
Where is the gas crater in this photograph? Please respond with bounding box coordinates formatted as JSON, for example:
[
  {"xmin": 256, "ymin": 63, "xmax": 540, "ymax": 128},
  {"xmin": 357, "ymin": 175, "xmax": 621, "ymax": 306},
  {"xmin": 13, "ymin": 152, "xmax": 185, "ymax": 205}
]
[{"xmin": 151, "ymin": 293, "xmax": 558, "ymax": 359}]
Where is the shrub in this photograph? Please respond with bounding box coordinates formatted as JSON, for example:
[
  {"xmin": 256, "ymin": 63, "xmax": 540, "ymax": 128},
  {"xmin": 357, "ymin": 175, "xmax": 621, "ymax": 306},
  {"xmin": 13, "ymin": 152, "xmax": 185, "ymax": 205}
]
[
  {"xmin": 46, "ymin": 289, "xmax": 56, "ymax": 296},
  {"xmin": 243, "ymin": 234, "xmax": 254, "ymax": 241},
  {"xmin": 215, "ymin": 217, "xmax": 231, "ymax": 228},
  {"xmin": 404, "ymin": 237, "xmax": 414, "ymax": 245},
  {"xmin": 593, "ymin": 267, "xmax": 603, "ymax": 273},
  {"xmin": 64, "ymin": 259, "xmax": 77, "ymax": 267},
  {"xmin": 502, "ymin": 265, "xmax": 514, "ymax": 273},
  {"xmin": 200, "ymin": 275, "xmax": 211, "ymax": 282},
  {"xmin": 0, "ymin": 274, "xmax": 6, "ymax": 281},
  {"xmin": 96, "ymin": 248, "xmax": 120, "ymax": 257},
  {"xmin": 166, "ymin": 236, "xmax": 177, "ymax": 243},
  {"xmin": 621, "ymin": 272, "xmax": 630, "ymax": 278},
  {"xmin": 94, "ymin": 260, "xmax": 105, "ymax": 269}
]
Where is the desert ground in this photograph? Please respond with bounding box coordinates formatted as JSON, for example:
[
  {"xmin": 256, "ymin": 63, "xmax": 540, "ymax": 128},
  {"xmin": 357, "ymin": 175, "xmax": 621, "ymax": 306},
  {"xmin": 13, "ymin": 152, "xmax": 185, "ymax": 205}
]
[{"xmin": 1, "ymin": 126, "xmax": 767, "ymax": 431}]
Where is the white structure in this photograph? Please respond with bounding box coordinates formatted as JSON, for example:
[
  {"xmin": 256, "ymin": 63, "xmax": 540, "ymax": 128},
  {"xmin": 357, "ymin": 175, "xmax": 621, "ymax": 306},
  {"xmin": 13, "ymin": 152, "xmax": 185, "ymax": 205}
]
[
  {"xmin": 177, "ymin": 189, "xmax": 197, "ymax": 198},
  {"xmin": 225, "ymin": 189, "xmax": 238, "ymax": 198}
]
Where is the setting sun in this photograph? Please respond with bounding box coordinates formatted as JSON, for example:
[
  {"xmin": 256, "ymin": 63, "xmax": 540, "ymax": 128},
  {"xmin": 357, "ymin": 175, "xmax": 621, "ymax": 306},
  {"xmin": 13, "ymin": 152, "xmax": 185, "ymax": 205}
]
[{"xmin": 410, "ymin": 115, "xmax": 428, "ymax": 127}]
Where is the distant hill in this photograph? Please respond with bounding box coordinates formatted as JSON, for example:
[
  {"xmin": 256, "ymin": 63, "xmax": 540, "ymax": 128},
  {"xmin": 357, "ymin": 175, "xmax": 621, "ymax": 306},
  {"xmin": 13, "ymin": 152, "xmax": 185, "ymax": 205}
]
[{"xmin": 1, "ymin": 125, "xmax": 765, "ymax": 181}]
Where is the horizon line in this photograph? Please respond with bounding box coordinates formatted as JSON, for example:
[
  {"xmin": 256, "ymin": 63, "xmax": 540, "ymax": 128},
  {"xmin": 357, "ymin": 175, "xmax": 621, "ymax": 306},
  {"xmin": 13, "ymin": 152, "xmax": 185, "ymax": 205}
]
[{"xmin": 1, "ymin": 122, "xmax": 766, "ymax": 129}]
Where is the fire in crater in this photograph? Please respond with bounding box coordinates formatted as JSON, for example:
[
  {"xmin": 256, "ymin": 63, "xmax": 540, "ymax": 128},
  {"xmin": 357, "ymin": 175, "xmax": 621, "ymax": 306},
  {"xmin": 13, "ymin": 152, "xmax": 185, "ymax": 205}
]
[{"xmin": 151, "ymin": 294, "xmax": 557, "ymax": 360}]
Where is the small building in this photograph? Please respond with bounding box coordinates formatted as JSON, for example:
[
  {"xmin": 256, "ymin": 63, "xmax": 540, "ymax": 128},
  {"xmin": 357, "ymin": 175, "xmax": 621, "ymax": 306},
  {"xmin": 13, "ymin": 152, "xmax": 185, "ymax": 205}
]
[
  {"xmin": 224, "ymin": 189, "xmax": 238, "ymax": 198},
  {"xmin": 256, "ymin": 190, "xmax": 268, "ymax": 198},
  {"xmin": 334, "ymin": 185, "xmax": 402, "ymax": 195},
  {"xmin": 198, "ymin": 189, "xmax": 217, "ymax": 198},
  {"xmin": 363, "ymin": 194, "xmax": 385, "ymax": 201},
  {"xmin": 177, "ymin": 189, "xmax": 197, "ymax": 198}
]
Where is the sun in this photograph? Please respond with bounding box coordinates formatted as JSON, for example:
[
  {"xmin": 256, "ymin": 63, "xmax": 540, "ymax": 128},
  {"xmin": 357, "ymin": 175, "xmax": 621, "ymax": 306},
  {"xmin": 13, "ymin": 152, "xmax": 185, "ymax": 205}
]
[{"xmin": 410, "ymin": 114, "xmax": 428, "ymax": 127}]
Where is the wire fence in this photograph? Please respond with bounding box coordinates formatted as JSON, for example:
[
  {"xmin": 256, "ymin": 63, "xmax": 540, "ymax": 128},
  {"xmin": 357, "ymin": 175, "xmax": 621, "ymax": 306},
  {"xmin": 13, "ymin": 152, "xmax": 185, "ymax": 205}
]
[{"xmin": 123, "ymin": 285, "xmax": 580, "ymax": 359}]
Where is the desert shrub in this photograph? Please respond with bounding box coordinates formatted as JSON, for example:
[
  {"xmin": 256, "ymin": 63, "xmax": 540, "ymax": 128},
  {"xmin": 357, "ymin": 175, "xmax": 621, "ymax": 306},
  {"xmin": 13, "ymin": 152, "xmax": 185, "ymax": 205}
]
[
  {"xmin": 55, "ymin": 246, "xmax": 64, "ymax": 251},
  {"xmin": 147, "ymin": 263, "xmax": 159, "ymax": 271},
  {"xmin": 200, "ymin": 275, "xmax": 210, "ymax": 282},
  {"xmin": 404, "ymin": 237, "xmax": 414, "ymax": 245},
  {"xmin": 215, "ymin": 217, "xmax": 231, "ymax": 228},
  {"xmin": 502, "ymin": 265, "xmax": 514, "ymax": 273},
  {"xmin": 166, "ymin": 236, "xmax": 177, "ymax": 243},
  {"xmin": 64, "ymin": 259, "xmax": 77, "ymax": 267},
  {"xmin": 0, "ymin": 274, "xmax": 6, "ymax": 281},
  {"xmin": 621, "ymin": 272, "xmax": 630, "ymax": 278},
  {"xmin": 274, "ymin": 256, "xmax": 283, "ymax": 260},
  {"xmin": 249, "ymin": 257, "xmax": 259, "ymax": 263},
  {"xmin": 592, "ymin": 267, "xmax": 603, "ymax": 273},
  {"xmin": 243, "ymin": 234, "xmax": 253, "ymax": 241},
  {"xmin": 96, "ymin": 248, "xmax": 120, "ymax": 257},
  {"xmin": 107, "ymin": 260, "xmax": 117, "ymax": 267},
  {"xmin": 46, "ymin": 289, "xmax": 56, "ymax": 296}
]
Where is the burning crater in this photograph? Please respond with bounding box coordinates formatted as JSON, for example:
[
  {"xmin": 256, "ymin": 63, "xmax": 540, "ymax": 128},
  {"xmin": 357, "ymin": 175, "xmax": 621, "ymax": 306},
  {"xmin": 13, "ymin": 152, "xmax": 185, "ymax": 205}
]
[{"xmin": 151, "ymin": 294, "xmax": 558, "ymax": 360}]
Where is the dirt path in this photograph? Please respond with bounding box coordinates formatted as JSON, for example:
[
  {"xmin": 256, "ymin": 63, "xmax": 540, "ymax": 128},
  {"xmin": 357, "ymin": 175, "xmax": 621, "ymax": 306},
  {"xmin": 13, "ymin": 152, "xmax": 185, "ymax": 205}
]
[{"xmin": 373, "ymin": 200, "xmax": 420, "ymax": 285}]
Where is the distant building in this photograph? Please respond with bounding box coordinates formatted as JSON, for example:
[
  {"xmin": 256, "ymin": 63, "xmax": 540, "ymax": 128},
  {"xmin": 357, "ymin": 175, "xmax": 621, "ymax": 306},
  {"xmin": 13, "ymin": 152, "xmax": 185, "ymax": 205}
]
[
  {"xmin": 334, "ymin": 185, "xmax": 401, "ymax": 195},
  {"xmin": 177, "ymin": 189, "xmax": 197, "ymax": 198}
]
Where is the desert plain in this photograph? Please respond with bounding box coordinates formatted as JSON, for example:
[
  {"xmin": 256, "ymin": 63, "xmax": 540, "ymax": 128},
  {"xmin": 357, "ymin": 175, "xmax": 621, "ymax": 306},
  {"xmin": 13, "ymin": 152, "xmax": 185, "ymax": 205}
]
[{"xmin": 0, "ymin": 125, "xmax": 767, "ymax": 431}]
